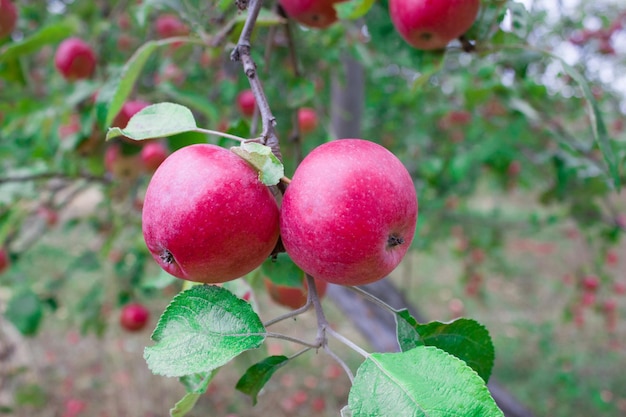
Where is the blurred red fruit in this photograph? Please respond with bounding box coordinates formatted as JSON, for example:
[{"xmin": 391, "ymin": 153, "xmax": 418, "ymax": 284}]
[
  {"xmin": 155, "ymin": 14, "xmax": 189, "ymax": 38},
  {"xmin": 119, "ymin": 303, "xmax": 150, "ymax": 332},
  {"xmin": 140, "ymin": 142, "xmax": 169, "ymax": 172},
  {"xmin": 582, "ymin": 275, "xmax": 600, "ymax": 292},
  {"xmin": 237, "ymin": 90, "xmax": 256, "ymax": 117},
  {"xmin": 297, "ymin": 107, "xmax": 318, "ymax": 134},
  {"xmin": 54, "ymin": 38, "xmax": 97, "ymax": 80}
]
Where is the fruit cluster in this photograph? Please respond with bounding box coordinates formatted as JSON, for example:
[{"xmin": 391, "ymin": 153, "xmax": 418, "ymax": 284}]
[
  {"xmin": 141, "ymin": 139, "xmax": 418, "ymax": 292},
  {"xmin": 279, "ymin": 0, "xmax": 480, "ymax": 50}
]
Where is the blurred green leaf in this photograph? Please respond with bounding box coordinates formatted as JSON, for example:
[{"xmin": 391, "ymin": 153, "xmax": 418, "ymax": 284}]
[
  {"xmin": 236, "ymin": 355, "xmax": 289, "ymax": 405},
  {"xmin": 5, "ymin": 289, "xmax": 43, "ymax": 336}
]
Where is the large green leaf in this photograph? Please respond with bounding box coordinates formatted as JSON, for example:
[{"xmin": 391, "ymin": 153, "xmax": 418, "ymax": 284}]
[
  {"xmin": 348, "ymin": 346, "xmax": 504, "ymax": 417},
  {"xmin": 236, "ymin": 355, "xmax": 289, "ymax": 405},
  {"xmin": 395, "ymin": 311, "xmax": 495, "ymax": 383},
  {"xmin": 106, "ymin": 103, "xmax": 197, "ymax": 141},
  {"xmin": 0, "ymin": 18, "xmax": 80, "ymax": 62},
  {"xmin": 144, "ymin": 285, "xmax": 266, "ymax": 377}
]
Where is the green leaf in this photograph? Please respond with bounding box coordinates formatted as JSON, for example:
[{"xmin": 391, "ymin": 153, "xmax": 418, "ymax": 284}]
[
  {"xmin": 236, "ymin": 355, "xmax": 289, "ymax": 405},
  {"xmin": 100, "ymin": 38, "xmax": 196, "ymax": 128},
  {"xmin": 558, "ymin": 59, "xmax": 620, "ymax": 188},
  {"xmin": 395, "ymin": 311, "xmax": 495, "ymax": 383},
  {"xmin": 5, "ymin": 289, "xmax": 44, "ymax": 336},
  {"xmin": 348, "ymin": 346, "xmax": 504, "ymax": 417},
  {"xmin": 170, "ymin": 371, "xmax": 218, "ymax": 417},
  {"xmin": 335, "ymin": 0, "xmax": 376, "ymax": 20},
  {"xmin": 0, "ymin": 18, "xmax": 80, "ymax": 62},
  {"xmin": 230, "ymin": 142, "xmax": 284, "ymax": 186},
  {"xmin": 144, "ymin": 285, "xmax": 266, "ymax": 377},
  {"xmin": 261, "ymin": 253, "xmax": 305, "ymax": 288},
  {"xmin": 106, "ymin": 103, "xmax": 197, "ymax": 141}
]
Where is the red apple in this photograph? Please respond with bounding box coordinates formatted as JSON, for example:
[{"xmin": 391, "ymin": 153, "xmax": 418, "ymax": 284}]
[
  {"xmin": 113, "ymin": 100, "xmax": 151, "ymax": 129},
  {"xmin": 0, "ymin": 248, "xmax": 9, "ymax": 274},
  {"xmin": 142, "ymin": 144, "xmax": 280, "ymax": 283},
  {"xmin": 279, "ymin": 0, "xmax": 346, "ymax": 29},
  {"xmin": 297, "ymin": 107, "xmax": 318, "ymax": 134},
  {"xmin": 389, "ymin": 0, "xmax": 480, "ymax": 50},
  {"xmin": 280, "ymin": 139, "xmax": 418, "ymax": 286},
  {"xmin": 120, "ymin": 303, "xmax": 150, "ymax": 332},
  {"xmin": 237, "ymin": 90, "xmax": 256, "ymax": 117},
  {"xmin": 155, "ymin": 14, "xmax": 189, "ymax": 38},
  {"xmin": 38, "ymin": 206, "xmax": 59, "ymax": 227},
  {"xmin": 54, "ymin": 38, "xmax": 97, "ymax": 80},
  {"xmin": 140, "ymin": 141, "xmax": 169, "ymax": 172},
  {"xmin": 0, "ymin": 0, "xmax": 17, "ymax": 38},
  {"xmin": 63, "ymin": 398, "xmax": 86, "ymax": 417},
  {"xmin": 582, "ymin": 275, "xmax": 600, "ymax": 292},
  {"xmin": 264, "ymin": 276, "xmax": 328, "ymax": 310}
]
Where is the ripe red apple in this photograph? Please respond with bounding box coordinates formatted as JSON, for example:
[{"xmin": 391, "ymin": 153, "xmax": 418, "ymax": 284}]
[
  {"xmin": 142, "ymin": 144, "xmax": 280, "ymax": 283},
  {"xmin": 0, "ymin": 0, "xmax": 17, "ymax": 38},
  {"xmin": 264, "ymin": 276, "xmax": 328, "ymax": 309},
  {"xmin": 54, "ymin": 38, "xmax": 97, "ymax": 80},
  {"xmin": 0, "ymin": 248, "xmax": 9, "ymax": 274},
  {"xmin": 140, "ymin": 141, "xmax": 169, "ymax": 172},
  {"xmin": 63, "ymin": 398, "xmax": 86, "ymax": 417},
  {"xmin": 280, "ymin": 139, "xmax": 418, "ymax": 286},
  {"xmin": 113, "ymin": 100, "xmax": 151, "ymax": 129},
  {"xmin": 279, "ymin": 0, "xmax": 345, "ymax": 29},
  {"xmin": 297, "ymin": 107, "xmax": 318, "ymax": 134},
  {"xmin": 120, "ymin": 303, "xmax": 150, "ymax": 332},
  {"xmin": 389, "ymin": 0, "xmax": 480, "ymax": 50},
  {"xmin": 237, "ymin": 90, "xmax": 256, "ymax": 117},
  {"xmin": 155, "ymin": 14, "xmax": 189, "ymax": 38}
]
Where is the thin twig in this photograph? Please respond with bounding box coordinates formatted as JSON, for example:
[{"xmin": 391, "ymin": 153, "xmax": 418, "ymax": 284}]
[
  {"xmin": 263, "ymin": 299, "xmax": 312, "ymax": 327},
  {"xmin": 347, "ymin": 285, "xmax": 400, "ymax": 314},
  {"xmin": 0, "ymin": 172, "xmax": 110, "ymax": 184},
  {"xmin": 265, "ymin": 332, "xmax": 320, "ymax": 348},
  {"xmin": 326, "ymin": 326, "xmax": 369, "ymax": 358},
  {"xmin": 323, "ymin": 345, "xmax": 355, "ymax": 383}
]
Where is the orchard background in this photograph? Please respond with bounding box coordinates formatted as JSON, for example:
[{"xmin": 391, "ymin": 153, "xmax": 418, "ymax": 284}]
[{"xmin": 1, "ymin": 0, "xmax": 626, "ymax": 416}]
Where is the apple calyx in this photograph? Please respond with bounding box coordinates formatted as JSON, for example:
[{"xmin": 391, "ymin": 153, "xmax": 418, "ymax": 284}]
[{"xmin": 387, "ymin": 234, "xmax": 405, "ymax": 248}]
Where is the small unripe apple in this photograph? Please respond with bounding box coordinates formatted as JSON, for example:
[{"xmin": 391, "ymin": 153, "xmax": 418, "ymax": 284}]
[
  {"xmin": 389, "ymin": 0, "xmax": 480, "ymax": 50},
  {"xmin": 279, "ymin": 0, "xmax": 345, "ymax": 29},
  {"xmin": 0, "ymin": 0, "xmax": 17, "ymax": 38},
  {"xmin": 142, "ymin": 144, "xmax": 280, "ymax": 283},
  {"xmin": 237, "ymin": 90, "xmax": 256, "ymax": 117},
  {"xmin": 120, "ymin": 303, "xmax": 150, "ymax": 332},
  {"xmin": 54, "ymin": 38, "xmax": 97, "ymax": 80},
  {"xmin": 0, "ymin": 248, "xmax": 9, "ymax": 274},
  {"xmin": 297, "ymin": 107, "xmax": 318, "ymax": 134},
  {"xmin": 140, "ymin": 141, "xmax": 169, "ymax": 172},
  {"xmin": 264, "ymin": 276, "xmax": 328, "ymax": 309},
  {"xmin": 280, "ymin": 139, "xmax": 418, "ymax": 286},
  {"xmin": 155, "ymin": 14, "xmax": 189, "ymax": 38}
]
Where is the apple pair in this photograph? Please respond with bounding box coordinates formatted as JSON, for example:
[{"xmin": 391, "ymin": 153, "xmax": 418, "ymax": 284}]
[
  {"xmin": 279, "ymin": 0, "xmax": 480, "ymax": 51},
  {"xmin": 141, "ymin": 139, "xmax": 417, "ymax": 291}
]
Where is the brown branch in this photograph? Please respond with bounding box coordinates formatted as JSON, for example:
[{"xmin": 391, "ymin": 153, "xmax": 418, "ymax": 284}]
[
  {"xmin": 230, "ymin": 0, "xmax": 282, "ymax": 162},
  {"xmin": 0, "ymin": 172, "xmax": 110, "ymax": 185}
]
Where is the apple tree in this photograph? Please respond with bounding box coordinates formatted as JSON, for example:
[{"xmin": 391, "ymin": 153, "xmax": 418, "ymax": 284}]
[{"xmin": 0, "ymin": 0, "xmax": 624, "ymax": 416}]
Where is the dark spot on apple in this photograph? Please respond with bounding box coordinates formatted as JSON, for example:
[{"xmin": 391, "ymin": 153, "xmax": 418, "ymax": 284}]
[
  {"xmin": 160, "ymin": 249, "xmax": 174, "ymax": 264},
  {"xmin": 387, "ymin": 234, "xmax": 405, "ymax": 248},
  {"xmin": 420, "ymin": 32, "xmax": 433, "ymax": 41}
]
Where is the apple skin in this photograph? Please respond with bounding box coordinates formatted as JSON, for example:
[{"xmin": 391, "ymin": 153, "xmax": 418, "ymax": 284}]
[
  {"xmin": 298, "ymin": 107, "xmax": 318, "ymax": 134},
  {"xmin": 279, "ymin": 0, "xmax": 345, "ymax": 29},
  {"xmin": 264, "ymin": 276, "xmax": 328, "ymax": 309},
  {"xmin": 237, "ymin": 90, "xmax": 256, "ymax": 117},
  {"xmin": 140, "ymin": 141, "xmax": 169, "ymax": 172},
  {"xmin": 0, "ymin": 0, "xmax": 17, "ymax": 38},
  {"xmin": 54, "ymin": 38, "xmax": 97, "ymax": 80},
  {"xmin": 0, "ymin": 249, "xmax": 9, "ymax": 274},
  {"xmin": 155, "ymin": 14, "xmax": 189, "ymax": 38},
  {"xmin": 389, "ymin": 0, "xmax": 480, "ymax": 50},
  {"xmin": 142, "ymin": 144, "xmax": 280, "ymax": 283},
  {"xmin": 120, "ymin": 303, "xmax": 150, "ymax": 332},
  {"xmin": 280, "ymin": 139, "xmax": 418, "ymax": 286}
]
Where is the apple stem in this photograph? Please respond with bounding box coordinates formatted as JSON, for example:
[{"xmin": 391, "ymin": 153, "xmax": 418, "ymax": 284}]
[
  {"xmin": 347, "ymin": 285, "xmax": 400, "ymax": 314},
  {"xmin": 194, "ymin": 128, "xmax": 247, "ymax": 142},
  {"xmin": 326, "ymin": 326, "xmax": 369, "ymax": 359},
  {"xmin": 265, "ymin": 332, "xmax": 319, "ymax": 348},
  {"xmin": 230, "ymin": 0, "xmax": 283, "ymax": 163},
  {"xmin": 263, "ymin": 299, "xmax": 312, "ymax": 328},
  {"xmin": 323, "ymin": 345, "xmax": 355, "ymax": 383}
]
